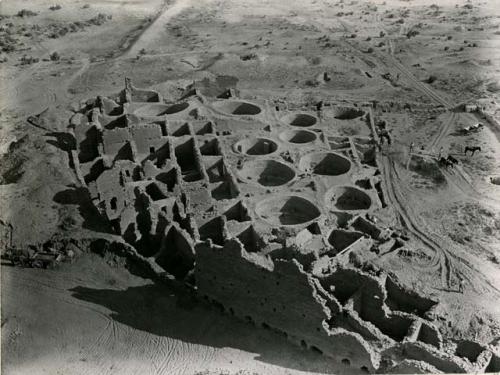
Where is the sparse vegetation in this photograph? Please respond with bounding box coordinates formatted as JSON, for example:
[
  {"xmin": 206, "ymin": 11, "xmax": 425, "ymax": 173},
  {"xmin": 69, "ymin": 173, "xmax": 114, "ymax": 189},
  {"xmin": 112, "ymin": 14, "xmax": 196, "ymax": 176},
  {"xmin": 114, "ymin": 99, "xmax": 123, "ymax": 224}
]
[
  {"xmin": 19, "ymin": 55, "xmax": 39, "ymax": 65},
  {"xmin": 16, "ymin": 9, "xmax": 38, "ymax": 18},
  {"xmin": 49, "ymin": 51, "xmax": 60, "ymax": 61},
  {"xmin": 240, "ymin": 53, "xmax": 257, "ymax": 61}
]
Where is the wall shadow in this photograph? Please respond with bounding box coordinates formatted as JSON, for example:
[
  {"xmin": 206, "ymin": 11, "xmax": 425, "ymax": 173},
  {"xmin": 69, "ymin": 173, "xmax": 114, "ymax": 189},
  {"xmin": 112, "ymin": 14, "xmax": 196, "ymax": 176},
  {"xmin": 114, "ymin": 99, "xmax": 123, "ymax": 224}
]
[
  {"xmin": 53, "ymin": 186, "xmax": 112, "ymax": 233},
  {"xmin": 69, "ymin": 284, "xmax": 347, "ymax": 374}
]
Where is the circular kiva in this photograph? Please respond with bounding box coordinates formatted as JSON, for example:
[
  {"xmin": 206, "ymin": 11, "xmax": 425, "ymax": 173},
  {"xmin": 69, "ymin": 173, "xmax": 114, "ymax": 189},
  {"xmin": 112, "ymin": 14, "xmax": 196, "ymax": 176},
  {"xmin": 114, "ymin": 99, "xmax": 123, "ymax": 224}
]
[
  {"xmin": 256, "ymin": 195, "xmax": 321, "ymax": 226},
  {"xmin": 212, "ymin": 100, "xmax": 262, "ymax": 115},
  {"xmin": 237, "ymin": 159, "xmax": 296, "ymax": 187},
  {"xmin": 281, "ymin": 113, "xmax": 318, "ymax": 127},
  {"xmin": 134, "ymin": 102, "xmax": 190, "ymax": 117},
  {"xmin": 326, "ymin": 186, "xmax": 372, "ymax": 211},
  {"xmin": 299, "ymin": 152, "xmax": 351, "ymax": 176},
  {"xmin": 332, "ymin": 106, "xmax": 365, "ymax": 120},
  {"xmin": 279, "ymin": 129, "xmax": 317, "ymax": 144},
  {"xmin": 233, "ymin": 137, "xmax": 278, "ymax": 155}
]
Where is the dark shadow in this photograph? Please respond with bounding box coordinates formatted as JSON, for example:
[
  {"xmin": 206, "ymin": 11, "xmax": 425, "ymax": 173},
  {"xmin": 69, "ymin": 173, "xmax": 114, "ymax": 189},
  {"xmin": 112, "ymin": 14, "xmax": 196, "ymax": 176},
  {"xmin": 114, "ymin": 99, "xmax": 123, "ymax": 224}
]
[
  {"xmin": 69, "ymin": 283, "xmax": 339, "ymax": 374},
  {"xmin": 257, "ymin": 161, "xmax": 295, "ymax": 186},
  {"xmin": 211, "ymin": 180, "xmax": 238, "ymax": 200},
  {"xmin": 53, "ymin": 186, "xmax": 112, "ymax": 233},
  {"xmin": 278, "ymin": 197, "xmax": 320, "ymax": 225},
  {"xmin": 104, "ymin": 115, "xmax": 128, "ymax": 130},
  {"xmin": 144, "ymin": 141, "xmax": 170, "ymax": 168},
  {"xmin": 77, "ymin": 126, "xmax": 100, "ymax": 163},
  {"xmin": 45, "ymin": 132, "xmax": 76, "ymax": 152},
  {"xmin": 198, "ymin": 217, "xmax": 224, "ymax": 245}
]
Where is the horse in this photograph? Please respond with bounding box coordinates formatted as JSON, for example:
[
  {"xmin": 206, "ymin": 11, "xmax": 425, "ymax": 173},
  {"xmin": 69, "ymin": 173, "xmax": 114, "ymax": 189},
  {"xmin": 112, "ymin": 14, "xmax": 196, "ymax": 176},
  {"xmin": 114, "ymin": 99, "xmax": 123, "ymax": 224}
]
[
  {"xmin": 464, "ymin": 146, "xmax": 481, "ymax": 156},
  {"xmin": 438, "ymin": 157, "xmax": 453, "ymax": 168},
  {"xmin": 439, "ymin": 157, "xmax": 454, "ymax": 168},
  {"xmin": 461, "ymin": 123, "xmax": 483, "ymax": 135},
  {"xmin": 447, "ymin": 155, "xmax": 459, "ymax": 165}
]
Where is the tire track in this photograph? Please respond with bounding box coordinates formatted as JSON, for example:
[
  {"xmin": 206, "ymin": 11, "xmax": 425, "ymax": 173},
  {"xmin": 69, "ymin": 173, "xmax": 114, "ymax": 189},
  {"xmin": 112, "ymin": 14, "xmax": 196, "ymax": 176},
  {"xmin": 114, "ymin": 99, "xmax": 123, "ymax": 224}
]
[
  {"xmin": 380, "ymin": 155, "xmax": 451, "ymax": 289},
  {"xmin": 383, "ymin": 156, "xmax": 500, "ymax": 294},
  {"xmin": 430, "ymin": 111, "xmax": 455, "ymax": 150}
]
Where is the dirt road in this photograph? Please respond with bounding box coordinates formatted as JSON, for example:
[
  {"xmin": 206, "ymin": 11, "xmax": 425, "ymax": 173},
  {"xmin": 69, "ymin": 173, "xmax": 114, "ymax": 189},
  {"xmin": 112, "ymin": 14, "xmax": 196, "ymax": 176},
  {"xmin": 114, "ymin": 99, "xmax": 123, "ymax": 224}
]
[{"xmin": 124, "ymin": 0, "xmax": 200, "ymax": 59}]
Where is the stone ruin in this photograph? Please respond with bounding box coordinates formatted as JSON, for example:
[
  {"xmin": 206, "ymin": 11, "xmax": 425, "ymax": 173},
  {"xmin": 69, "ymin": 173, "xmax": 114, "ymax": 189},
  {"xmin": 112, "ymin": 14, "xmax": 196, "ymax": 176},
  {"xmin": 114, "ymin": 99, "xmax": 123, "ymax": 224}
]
[{"xmin": 66, "ymin": 78, "xmax": 500, "ymax": 373}]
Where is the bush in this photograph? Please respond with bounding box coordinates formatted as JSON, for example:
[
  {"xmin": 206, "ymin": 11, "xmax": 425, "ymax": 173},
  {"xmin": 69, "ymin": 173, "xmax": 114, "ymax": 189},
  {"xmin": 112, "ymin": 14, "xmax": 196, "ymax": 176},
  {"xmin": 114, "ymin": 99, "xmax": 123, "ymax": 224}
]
[
  {"xmin": 49, "ymin": 51, "xmax": 60, "ymax": 61},
  {"xmin": 240, "ymin": 53, "xmax": 257, "ymax": 61},
  {"xmin": 49, "ymin": 5, "xmax": 62, "ymax": 11},
  {"xmin": 406, "ymin": 30, "xmax": 419, "ymax": 38},
  {"xmin": 310, "ymin": 56, "xmax": 321, "ymax": 65},
  {"xmin": 17, "ymin": 9, "xmax": 38, "ymax": 17}
]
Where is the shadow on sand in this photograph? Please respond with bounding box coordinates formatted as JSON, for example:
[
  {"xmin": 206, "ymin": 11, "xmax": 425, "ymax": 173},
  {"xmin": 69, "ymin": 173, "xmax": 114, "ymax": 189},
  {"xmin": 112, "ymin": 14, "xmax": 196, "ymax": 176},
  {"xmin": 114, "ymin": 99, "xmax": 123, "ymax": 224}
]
[
  {"xmin": 70, "ymin": 284, "xmax": 352, "ymax": 374},
  {"xmin": 53, "ymin": 186, "xmax": 112, "ymax": 233}
]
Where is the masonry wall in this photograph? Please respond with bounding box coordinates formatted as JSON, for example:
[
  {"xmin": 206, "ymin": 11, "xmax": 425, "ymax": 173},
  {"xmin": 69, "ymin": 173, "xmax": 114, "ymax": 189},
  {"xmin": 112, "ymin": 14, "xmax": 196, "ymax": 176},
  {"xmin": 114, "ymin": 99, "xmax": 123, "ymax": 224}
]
[{"xmin": 195, "ymin": 239, "xmax": 377, "ymax": 371}]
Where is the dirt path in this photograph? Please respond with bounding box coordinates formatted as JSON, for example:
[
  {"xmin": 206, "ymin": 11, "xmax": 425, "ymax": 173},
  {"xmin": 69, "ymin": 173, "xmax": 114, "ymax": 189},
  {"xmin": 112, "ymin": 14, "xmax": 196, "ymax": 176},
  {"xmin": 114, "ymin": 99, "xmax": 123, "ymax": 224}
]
[
  {"xmin": 379, "ymin": 154, "xmax": 452, "ymax": 289},
  {"xmin": 429, "ymin": 111, "xmax": 456, "ymax": 151},
  {"xmin": 123, "ymin": 0, "xmax": 198, "ymax": 59},
  {"xmin": 380, "ymin": 153, "xmax": 500, "ymax": 296}
]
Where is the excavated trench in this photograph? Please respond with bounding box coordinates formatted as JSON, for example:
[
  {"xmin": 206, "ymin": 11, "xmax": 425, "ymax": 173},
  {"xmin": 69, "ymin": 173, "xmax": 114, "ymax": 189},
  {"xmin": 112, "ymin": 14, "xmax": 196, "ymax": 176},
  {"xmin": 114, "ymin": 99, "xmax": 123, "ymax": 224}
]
[
  {"xmin": 212, "ymin": 100, "xmax": 262, "ymax": 115},
  {"xmin": 328, "ymin": 186, "xmax": 372, "ymax": 211},
  {"xmin": 279, "ymin": 129, "xmax": 317, "ymax": 144},
  {"xmin": 299, "ymin": 152, "xmax": 351, "ymax": 176},
  {"xmin": 256, "ymin": 195, "xmax": 321, "ymax": 226},
  {"xmin": 238, "ymin": 159, "xmax": 295, "ymax": 187},
  {"xmin": 234, "ymin": 137, "xmax": 278, "ymax": 155},
  {"xmin": 332, "ymin": 106, "xmax": 365, "ymax": 120},
  {"xmin": 281, "ymin": 113, "xmax": 318, "ymax": 127}
]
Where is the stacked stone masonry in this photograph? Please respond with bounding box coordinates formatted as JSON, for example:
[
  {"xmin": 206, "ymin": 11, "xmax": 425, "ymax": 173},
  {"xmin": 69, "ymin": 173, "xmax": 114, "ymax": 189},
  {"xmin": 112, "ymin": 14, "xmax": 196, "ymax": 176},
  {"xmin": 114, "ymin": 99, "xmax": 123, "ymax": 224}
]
[{"xmin": 67, "ymin": 79, "xmax": 498, "ymax": 373}]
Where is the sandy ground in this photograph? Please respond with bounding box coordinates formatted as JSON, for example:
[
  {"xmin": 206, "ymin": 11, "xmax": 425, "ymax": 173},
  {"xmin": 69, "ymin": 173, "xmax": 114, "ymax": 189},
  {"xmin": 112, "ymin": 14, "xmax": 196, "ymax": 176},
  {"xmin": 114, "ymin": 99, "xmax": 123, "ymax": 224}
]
[
  {"xmin": 2, "ymin": 254, "xmax": 353, "ymax": 375},
  {"xmin": 1, "ymin": 0, "xmax": 500, "ymax": 373}
]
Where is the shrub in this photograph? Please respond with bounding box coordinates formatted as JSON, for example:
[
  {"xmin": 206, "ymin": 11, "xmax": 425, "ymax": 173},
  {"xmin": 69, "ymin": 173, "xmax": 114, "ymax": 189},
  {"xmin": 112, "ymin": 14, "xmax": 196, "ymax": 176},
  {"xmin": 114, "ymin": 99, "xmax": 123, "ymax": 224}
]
[
  {"xmin": 49, "ymin": 51, "xmax": 60, "ymax": 61},
  {"xmin": 17, "ymin": 9, "xmax": 38, "ymax": 17}
]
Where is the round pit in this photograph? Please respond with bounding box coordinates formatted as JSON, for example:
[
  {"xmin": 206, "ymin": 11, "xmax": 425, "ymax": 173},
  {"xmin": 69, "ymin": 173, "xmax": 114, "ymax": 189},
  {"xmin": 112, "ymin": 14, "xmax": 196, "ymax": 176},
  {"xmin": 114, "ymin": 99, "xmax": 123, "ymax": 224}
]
[
  {"xmin": 299, "ymin": 152, "xmax": 351, "ymax": 176},
  {"xmin": 256, "ymin": 195, "xmax": 321, "ymax": 226},
  {"xmin": 234, "ymin": 137, "xmax": 278, "ymax": 155},
  {"xmin": 328, "ymin": 186, "xmax": 372, "ymax": 211},
  {"xmin": 134, "ymin": 102, "xmax": 189, "ymax": 117},
  {"xmin": 332, "ymin": 106, "xmax": 365, "ymax": 120},
  {"xmin": 238, "ymin": 159, "xmax": 295, "ymax": 187},
  {"xmin": 279, "ymin": 129, "xmax": 317, "ymax": 144},
  {"xmin": 281, "ymin": 113, "xmax": 318, "ymax": 127},
  {"xmin": 212, "ymin": 100, "xmax": 262, "ymax": 115}
]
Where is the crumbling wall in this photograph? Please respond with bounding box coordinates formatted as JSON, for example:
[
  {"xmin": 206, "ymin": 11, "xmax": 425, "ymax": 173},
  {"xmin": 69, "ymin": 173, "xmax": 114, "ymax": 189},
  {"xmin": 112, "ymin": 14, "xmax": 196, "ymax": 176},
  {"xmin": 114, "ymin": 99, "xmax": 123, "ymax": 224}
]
[
  {"xmin": 156, "ymin": 224, "xmax": 194, "ymax": 279},
  {"xmin": 195, "ymin": 239, "xmax": 378, "ymax": 370},
  {"xmin": 385, "ymin": 277, "xmax": 438, "ymax": 317},
  {"xmin": 393, "ymin": 342, "xmax": 470, "ymax": 373},
  {"xmin": 130, "ymin": 124, "xmax": 163, "ymax": 154},
  {"xmin": 102, "ymin": 128, "xmax": 131, "ymax": 156}
]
